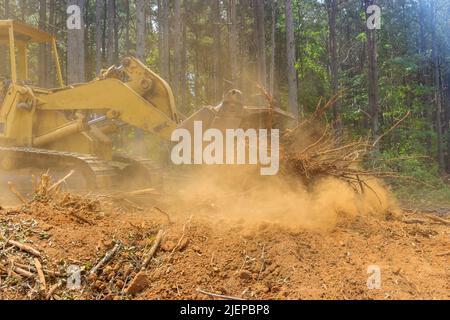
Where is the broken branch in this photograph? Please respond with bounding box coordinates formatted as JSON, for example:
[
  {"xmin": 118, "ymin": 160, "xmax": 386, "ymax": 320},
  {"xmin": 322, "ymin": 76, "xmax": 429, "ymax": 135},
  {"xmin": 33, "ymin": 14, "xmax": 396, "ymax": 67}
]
[
  {"xmin": 48, "ymin": 170, "xmax": 75, "ymax": 193},
  {"xmin": 34, "ymin": 258, "xmax": 47, "ymax": 292},
  {"xmin": 0, "ymin": 237, "xmax": 41, "ymax": 257},
  {"xmin": 141, "ymin": 230, "xmax": 164, "ymax": 270},
  {"xmin": 90, "ymin": 242, "xmax": 121, "ymax": 275},
  {"xmin": 8, "ymin": 181, "xmax": 28, "ymax": 204}
]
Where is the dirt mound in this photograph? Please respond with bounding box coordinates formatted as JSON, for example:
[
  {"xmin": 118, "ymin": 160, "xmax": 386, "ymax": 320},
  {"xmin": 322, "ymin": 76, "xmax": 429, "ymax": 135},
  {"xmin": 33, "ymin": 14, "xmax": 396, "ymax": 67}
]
[{"xmin": 0, "ymin": 186, "xmax": 448, "ymax": 300}]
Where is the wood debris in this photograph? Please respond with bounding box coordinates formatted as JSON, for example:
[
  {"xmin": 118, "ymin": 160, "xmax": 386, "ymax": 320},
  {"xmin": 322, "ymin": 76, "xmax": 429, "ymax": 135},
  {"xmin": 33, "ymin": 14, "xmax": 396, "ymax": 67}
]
[
  {"xmin": 0, "ymin": 237, "xmax": 41, "ymax": 257},
  {"xmin": 90, "ymin": 242, "xmax": 121, "ymax": 275},
  {"xmin": 141, "ymin": 230, "xmax": 164, "ymax": 270}
]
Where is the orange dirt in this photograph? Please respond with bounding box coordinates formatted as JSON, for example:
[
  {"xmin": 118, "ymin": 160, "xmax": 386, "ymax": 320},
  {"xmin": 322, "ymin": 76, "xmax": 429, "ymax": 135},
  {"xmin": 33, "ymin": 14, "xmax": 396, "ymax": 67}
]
[{"xmin": 0, "ymin": 187, "xmax": 448, "ymax": 300}]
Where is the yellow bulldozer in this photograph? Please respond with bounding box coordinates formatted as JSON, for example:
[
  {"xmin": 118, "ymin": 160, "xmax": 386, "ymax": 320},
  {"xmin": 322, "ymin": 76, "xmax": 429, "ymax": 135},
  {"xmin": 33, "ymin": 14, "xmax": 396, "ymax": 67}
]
[{"xmin": 0, "ymin": 20, "xmax": 295, "ymax": 190}]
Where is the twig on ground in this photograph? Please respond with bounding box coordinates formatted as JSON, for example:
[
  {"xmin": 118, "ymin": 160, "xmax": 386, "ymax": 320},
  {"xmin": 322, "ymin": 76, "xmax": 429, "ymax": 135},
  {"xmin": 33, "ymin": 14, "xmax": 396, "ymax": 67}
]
[
  {"xmin": 46, "ymin": 282, "xmax": 61, "ymax": 300},
  {"xmin": 90, "ymin": 242, "xmax": 121, "ymax": 275},
  {"xmin": 0, "ymin": 236, "xmax": 41, "ymax": 257},
  {"xmin": 122, "ymin": 199, "xmax": 144, "ymax": 211},
  {"xmin": 167, "ymin": 216, "xmax": 193, "ymax": 261},
  {"xmin": 401, "ymin": 218, "xmax": 427, "ymax": 225},
  {"xmin": 425, "ymin": 214, "xmax": 450, "ymax": 226},
  {"xmin": 257, "ymin": 244, "xmax": 266, "ymax": 281},
  {"xmin": 34, "ymin": 258, "xmax": 47, "ymax": 292},
  {"xmin": 3, "ymin": 260, "xmax": 63, "ymax": 277},
  {"xmin": 153, "ymin": 207, "xmax": 172, "ymax": 224},
  {"xmin": 69, "ymin": 209, "xmax": 94, "ymax": 226},
  {"xmin": 196, "ymin": 288, "xmax": 246, "ymax": 301},
  {"xmin": 141, "ymin": 230, "xmax": 164, "ymax": 270},
  {"xmin": 13, "ymin": 266, "xmax": 34, "ymax": 278}
]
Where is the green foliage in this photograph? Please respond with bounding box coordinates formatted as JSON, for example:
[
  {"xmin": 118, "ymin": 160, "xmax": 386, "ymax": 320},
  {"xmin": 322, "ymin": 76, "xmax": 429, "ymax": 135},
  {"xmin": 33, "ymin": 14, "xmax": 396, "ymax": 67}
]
[
  {"xmin": 369, "ymin": 150, "xmax": 450, "ymax": 205},
  {"xmin": 356, "ymin": 32, "xmax": 367, "ymax": 42}
]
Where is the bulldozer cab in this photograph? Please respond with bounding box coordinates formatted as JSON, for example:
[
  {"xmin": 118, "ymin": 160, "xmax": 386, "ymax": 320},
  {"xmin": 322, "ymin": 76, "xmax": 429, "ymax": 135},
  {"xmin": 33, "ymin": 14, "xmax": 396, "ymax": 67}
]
[{"xmin": 0, "ymin": 20, "xmax": 63, "ymax": 94}]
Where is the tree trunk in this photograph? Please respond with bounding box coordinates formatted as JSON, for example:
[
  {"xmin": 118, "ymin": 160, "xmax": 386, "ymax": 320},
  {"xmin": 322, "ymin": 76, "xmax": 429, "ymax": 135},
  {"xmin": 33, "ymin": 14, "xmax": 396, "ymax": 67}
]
[
  {"xmin": 134, "ymin": 0, "xmax": 147, "ymax": 152},
  {"xmin": 20, "ymin": 0, "xmax": 26, "ymax": 21},
  {"xmin": 180, "ymin": 18, "xmax": 187, "ymax": 111},
  {"xmin": 285, "ymin": 0, "xmax": 299, "ymax": 118},
  {"xmin": 160, "ymin": 0, "xmax": 170, "ymax": 80},
  {"xmin": 38, "ymin": 0, "xmax": 47, "ymax": 86},
  {"xmin": 49, "ymin": 0, "xmax": 55, "ymax": 34},
  {"xmin": 212, "ymin": 0, "xmax": 221, "ymax": 101},
  {"xmin": 269, "ymin": 0, "xmax": 276, "ymax": 97},
  {"xmin": 157, "ymin": 0, "xmax": 163, "ymax": 69},
  {"xmin": 430, "ymin": 1, "xmax": 446, "ymax": 174},
  {"xmin": 228, "ymin": 0, "xmax": 238, "ymax": 88},
  {"xmin": 254, "ymin": 0, "xmax": 267, "ymax": 89},
  {"xmin": 172, "ymin": 0, "xmax": 182, "ymax": 102},
  {"xmin": 67, "ymin": 0, "xmax": 86, "ymax": 84},
  {"xmin": 106, "ymin": 0, "xmax": 115, "ymax": 65},
  {"xmin": 446, "ymin": 71, "xmax": 450, "ymax": 172},
  {"xmin": 418, "ymin": 1, "xmax": 432, "ymax": 153},
  {"xmin": 0, "ymin": 0, "xmax": 9, "ymax": 77},
  {"xmin": 101, "ymin": 0, "xmax": 106, "ymax": 63},
  {"xmin": 95, "ymin": 0, "xmax": 104, "ymax": 74},
  {"xmin": 47, "ymin": 0, "xmax": 55, "ymax": 85},
  {"xmin": 2, "ymin": 0, "xmax": 9, "ymax": 18},
  {"xmin": 364, "ymin": 0, "xmax": 379, "ymax": 140},
  {"xmin": 125, "ymin": 0, "xmax": 130, "ymax": 55},
  {"xmin": 113, "ymin": 0, "xmax": 119, "ymax": 63},
  {"xmin": 85, "ymin": 0, "xmax": 91, "ymax": 79},
  {"xmin": 136, "ymin": 0, "xmax": 146, "ymax": 60},
  {"xmin": 327, "ymin": 0, "xmax": 341, "ymax": 135}
]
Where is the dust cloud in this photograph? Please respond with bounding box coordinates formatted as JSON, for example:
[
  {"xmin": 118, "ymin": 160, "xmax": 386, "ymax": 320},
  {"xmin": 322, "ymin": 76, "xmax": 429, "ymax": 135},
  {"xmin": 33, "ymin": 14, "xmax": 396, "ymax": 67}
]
[
  {"xmin": 0, "ymin": 169, "xmax": 26, "ymax": 207},
  {"xmin": 166, "ymin": 166, "xmax": 397, "ymax": 231}
]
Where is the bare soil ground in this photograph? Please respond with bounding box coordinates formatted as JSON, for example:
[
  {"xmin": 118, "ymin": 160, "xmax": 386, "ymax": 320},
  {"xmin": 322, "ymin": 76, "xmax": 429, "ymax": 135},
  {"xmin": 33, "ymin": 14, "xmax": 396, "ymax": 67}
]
[{"xmin": 0, "ymin": 185, "xmax": 448, "ymax": 300}]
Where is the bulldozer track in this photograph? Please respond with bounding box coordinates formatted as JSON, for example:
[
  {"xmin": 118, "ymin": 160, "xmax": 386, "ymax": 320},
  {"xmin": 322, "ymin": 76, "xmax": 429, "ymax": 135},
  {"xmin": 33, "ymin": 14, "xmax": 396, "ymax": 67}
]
[
  {"xmin": 113, "ymin": 152, "xmax": 159, "ymax": 172},
  {"xmin": 0, "ymin": 146, "xmax": 117, "ymax": 188},
  {"xmin": 0, "ymin": 147, "xmax": 163, "ymax": 190},
  {"xmin": 113, "ymin": 152, "xmax": 164, "ymax": 188}
]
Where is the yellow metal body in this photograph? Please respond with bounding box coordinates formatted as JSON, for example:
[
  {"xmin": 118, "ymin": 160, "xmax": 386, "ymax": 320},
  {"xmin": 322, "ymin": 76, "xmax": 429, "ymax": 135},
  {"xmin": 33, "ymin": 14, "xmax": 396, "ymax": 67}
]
[
  {"xmin": 0, "ymin": 20, "xmax": 295, "ymax": 174},
  {"xmin": 0, "ymin": 20, "xmax": 178, "ymax": 162}
]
